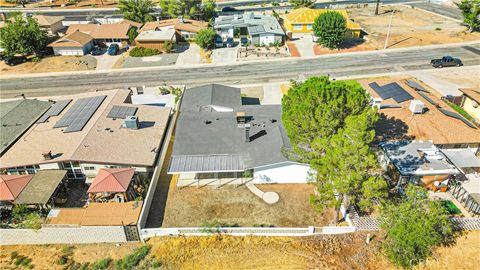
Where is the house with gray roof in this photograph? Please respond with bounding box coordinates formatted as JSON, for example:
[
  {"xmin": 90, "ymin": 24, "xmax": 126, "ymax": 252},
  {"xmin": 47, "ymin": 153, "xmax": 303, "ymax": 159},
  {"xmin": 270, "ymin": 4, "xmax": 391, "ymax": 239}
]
[
  {"xmin": 380, "ymin": 140, "xmax": 459, "ymax": 189},
  {"xmin": 0, "ymin": 99, "xmax": 51, "ymax": 155},
  {"xmin": 214, "ymin": 13, "xmax": 285, "ymax": 46},
  {"xmin": 168, "ymin": 84, "xmax": 310, "ymax": 185}
]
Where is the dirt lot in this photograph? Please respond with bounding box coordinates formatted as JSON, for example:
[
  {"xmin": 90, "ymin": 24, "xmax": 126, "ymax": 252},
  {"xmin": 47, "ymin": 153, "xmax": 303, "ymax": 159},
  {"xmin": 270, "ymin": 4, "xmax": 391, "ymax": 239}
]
[
  {"xmin": 161, "ymin": 184, "xmax": 333, "ymax": 227},
  {"xmin": 2, "ymin": 231, "xmax": 478, "ymax": 269},
  {"xmin": 0, "ymin": 56, "xmax": 96, "ymax": 74},
  {"xmin": 344, "ymin": 6, "xmax": 480, "ymax": 51}
]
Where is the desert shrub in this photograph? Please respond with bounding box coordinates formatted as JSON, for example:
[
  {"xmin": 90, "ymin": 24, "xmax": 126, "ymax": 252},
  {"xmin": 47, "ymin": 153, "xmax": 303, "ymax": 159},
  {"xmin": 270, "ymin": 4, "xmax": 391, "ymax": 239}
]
[
  {"xmin": 163, "ymin": 40, "xmax": 174, "ymax": 53},
  {"xmin": 57, "ymin": 256, "xmax": 68, "ymax": 265},
  {"xmin": 129, "ymin": 47, "xmax": 160, "ymax": 57},
  {"xmin": 114, "ymin": 245, "xmax": 151, "ymax": 270},
  {"xmin": 90, "ymin": 258, "xmax": 111, "ymax": 270},
  {"xmin": 10, "ymin": 251, "xmax": 18, "ymax": 260}
]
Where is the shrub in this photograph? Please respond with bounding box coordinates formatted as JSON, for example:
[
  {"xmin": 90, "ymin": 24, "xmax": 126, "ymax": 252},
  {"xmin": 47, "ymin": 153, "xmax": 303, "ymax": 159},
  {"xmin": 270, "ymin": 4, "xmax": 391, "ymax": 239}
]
[
  {"xmin": 90, "ymin": 258, "xmax": 111, "ymax": 270},
  {"xmin": 10, "ymin": 251, "xmax": 18, "ymax": 260},
  {"xmin": 163, "ymin": 40, "xmax": 173, "ymax": 53},
  {"xmin": 114, "ymin": 245, "xmax": 151, "ymax": 270},
  {"xmin": 127, "ymin": 27, "xmax": 138, "ymax": 44},
  {"xmin": 57, "ymin": 256, "xmax": 68, "ymax": 265},
  {"xmin": 441, "ymin": 200, "xmax": 462, "ymax": 215},
  {"xmin": 312, "ymin": 11, "xmax": 347, "ymax": 49},
  {"xmin": 195, "ymin": 28, "xmax": 216, "ymax": 49},
  {"xmin": 22, "ymin": 212, "xmax": 42, "ymax": 230},
  {"xmin": 129, "ymin": 47, "xmax": 160, "ymax": 57}
]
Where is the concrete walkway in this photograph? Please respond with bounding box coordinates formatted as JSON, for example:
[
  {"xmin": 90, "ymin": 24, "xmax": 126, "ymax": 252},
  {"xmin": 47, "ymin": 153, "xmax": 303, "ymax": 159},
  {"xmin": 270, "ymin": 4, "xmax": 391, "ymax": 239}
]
[
  {"xmin": 175, "ymin": 44, "xmax": 202, "ymax": 66},
  {"xmin": 246, "ymin": 182, "xmax": 279, "ymax": 204}
]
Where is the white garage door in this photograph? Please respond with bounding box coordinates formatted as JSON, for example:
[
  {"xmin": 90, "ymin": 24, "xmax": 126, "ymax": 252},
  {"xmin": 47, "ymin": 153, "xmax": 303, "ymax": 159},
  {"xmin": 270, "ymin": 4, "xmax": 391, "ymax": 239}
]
[
  {"xmin": 259, "ymin": 35, "xmax": 275, "ymax": 46},
  {"xmin": 58, "ymin": 49, "xmax": 83, "ymax": 56}
]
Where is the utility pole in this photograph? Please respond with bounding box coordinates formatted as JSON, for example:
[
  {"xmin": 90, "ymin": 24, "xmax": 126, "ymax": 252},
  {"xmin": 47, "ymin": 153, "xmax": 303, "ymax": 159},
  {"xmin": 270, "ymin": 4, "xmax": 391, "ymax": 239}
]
[
  {"xmin": 383, "ymin": 10, "xmax": 395, "ymax": 50},
  {"xmin": 375, "ymin": 0, "xmax": 380, "ymax": 15}
]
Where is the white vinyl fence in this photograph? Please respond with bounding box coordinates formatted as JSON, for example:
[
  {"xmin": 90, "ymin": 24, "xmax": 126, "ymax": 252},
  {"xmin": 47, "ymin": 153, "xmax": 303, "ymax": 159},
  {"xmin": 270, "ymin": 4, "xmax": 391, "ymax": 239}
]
[{"xmin": 141, "ymin": 226, "xmax": 356, "ymax": 239}]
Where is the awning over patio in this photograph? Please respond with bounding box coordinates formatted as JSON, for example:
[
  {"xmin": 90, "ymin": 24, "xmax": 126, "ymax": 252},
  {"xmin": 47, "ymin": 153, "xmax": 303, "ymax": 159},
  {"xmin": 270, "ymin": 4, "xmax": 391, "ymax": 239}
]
[
  {"xmin": 168, "ymin": 154, "xmax": 245, "ymax": 174},
  {"xmin": 14, "ymin": 170, "xmax": 67, "ymax": 205},
  {"xmin": 0, "ymin": 175, "xmax": 33, "ymax": 201},
  {"xmin": 441, "ymin": 149, "xmax": 480, "ymax": 168},
  {"xmin": 87, "ymin": 168, "xmax": 135, "ymax": 193}
]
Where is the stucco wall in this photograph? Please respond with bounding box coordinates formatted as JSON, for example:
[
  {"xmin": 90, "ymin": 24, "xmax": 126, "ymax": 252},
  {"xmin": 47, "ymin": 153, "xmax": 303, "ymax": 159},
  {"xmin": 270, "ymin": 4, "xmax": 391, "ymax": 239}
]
[
  {"xmin": 253, "ymin": 162, "xmax": 311, "ymax": 184},
  {"xmin": 462, "ymin": 97, "xmax": 480, "ymax": 122}
]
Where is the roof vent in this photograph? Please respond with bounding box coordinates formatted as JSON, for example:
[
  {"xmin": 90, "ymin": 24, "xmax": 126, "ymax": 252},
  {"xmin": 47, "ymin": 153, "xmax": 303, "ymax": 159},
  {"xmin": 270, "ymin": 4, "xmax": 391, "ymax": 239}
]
[
  {"xmin": 236, "ymin": 111, "xmax": 246, "ymax": 124},
  {"xmin": 409, "ymin": 100, "xmax": 425, "ymax": 114},
  {"xmin": 245, "ymin": 123, "xmax": 251, "ymax": 142},
  {"xmin": 42, "ymin": 151, "xmax": 53, "ymax": 160}
]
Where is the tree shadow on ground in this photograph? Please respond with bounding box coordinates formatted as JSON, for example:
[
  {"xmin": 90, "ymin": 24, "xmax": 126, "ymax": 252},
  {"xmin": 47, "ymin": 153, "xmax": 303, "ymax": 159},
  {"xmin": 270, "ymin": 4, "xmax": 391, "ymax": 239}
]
[{"xmin": 374, "ymin": 114, "xmax": 414, "ymax": 144}]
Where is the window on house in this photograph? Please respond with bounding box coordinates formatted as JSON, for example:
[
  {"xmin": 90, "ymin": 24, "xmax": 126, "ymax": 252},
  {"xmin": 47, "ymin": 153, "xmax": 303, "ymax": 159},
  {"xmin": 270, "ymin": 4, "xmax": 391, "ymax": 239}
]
[
  {"xmin": 293, "ymin": 24, "xmax": 303, "ymax": 30},
  {"xmin": 307, "ymin": 24, "xmax": 313, "ymax": 30},
  {"xmin": 84, "ymin": 166, "xmax": 95, "ymax": 171}
]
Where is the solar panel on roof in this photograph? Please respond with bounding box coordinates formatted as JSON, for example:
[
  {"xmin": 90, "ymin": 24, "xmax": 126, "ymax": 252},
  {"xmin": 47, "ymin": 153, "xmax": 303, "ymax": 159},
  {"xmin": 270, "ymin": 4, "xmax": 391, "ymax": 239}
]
[
  {"xmin": 381, "ymin": 82, "xmax": 414, "ymax": 103},
  {"xmin": 417, "ymin": 92, "xmax": 438, "ymax": 106},
  {"xmin": 107, "ymin": 105, "xmax": 138, "ymax": 119},
  {"xmin": 369, "ymin": 82, "xmax": 390, "ymax": 99},
  {"xmin": 37, "ymin": 99, "xmax": 72, "ymax": 123},
  {"xmin": 53, "ymin": 95, "xmax": 106, "ymax": 133},
  {"xmin": 405, "ymin": 80, "xmax": 428, "ymax": 93},
  {"xmin": 438, "ymin": 108, "xmax": 477, "ymax": 129}
]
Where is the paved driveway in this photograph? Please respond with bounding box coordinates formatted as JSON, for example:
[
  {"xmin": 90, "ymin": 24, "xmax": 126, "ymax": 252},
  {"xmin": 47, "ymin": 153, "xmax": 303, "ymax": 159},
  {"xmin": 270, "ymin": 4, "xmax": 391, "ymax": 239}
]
[
  {"xmin": 94, "ymin": 52, "xmax": 122, "ymax": 70},
  {"xmin": 212, "ymin": 47, "xmax": 238, "ymax": 64},
  {"xmin": 175, "ymin": 43, "xmax": 201, "ymax": 66},
  {"xmin": 290, "ymin": 34, "xmax": 316, "ymax": 58}
]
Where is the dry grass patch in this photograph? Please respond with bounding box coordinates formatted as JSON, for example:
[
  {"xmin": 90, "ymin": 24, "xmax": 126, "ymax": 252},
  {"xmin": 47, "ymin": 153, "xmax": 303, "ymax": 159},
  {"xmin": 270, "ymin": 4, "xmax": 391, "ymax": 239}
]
[{"xmin": 0, "ymin": 56, "xmax": 96, "ymax": 74}]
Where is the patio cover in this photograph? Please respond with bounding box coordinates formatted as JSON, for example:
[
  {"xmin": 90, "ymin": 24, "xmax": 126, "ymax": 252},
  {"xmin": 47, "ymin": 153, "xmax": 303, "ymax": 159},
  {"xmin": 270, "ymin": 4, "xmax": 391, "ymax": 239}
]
[
  {"xmin": 87, "ymin": 168, "xmax": 135, "ymax": 193},
  {"xmin": 441, "ymin": 149, "xmax": 480, "ymax": 168},
  {"xmin": 14, "ymin": 170, "xmax": 67, "ymax": 205},
  {"xmin": 168, "ymin": 154, "xmax": 245, "ymax": 174},
  {"xmin": 0, "ymin": 175, "xmax": 33, "ymax": 201}
]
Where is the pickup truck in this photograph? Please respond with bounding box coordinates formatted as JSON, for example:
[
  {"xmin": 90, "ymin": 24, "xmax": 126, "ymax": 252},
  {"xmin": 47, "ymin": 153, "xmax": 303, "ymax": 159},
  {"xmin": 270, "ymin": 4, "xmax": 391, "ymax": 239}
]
[{"xmin": 431, "ymin": 56, "xmax": 463, "ymax": 68}]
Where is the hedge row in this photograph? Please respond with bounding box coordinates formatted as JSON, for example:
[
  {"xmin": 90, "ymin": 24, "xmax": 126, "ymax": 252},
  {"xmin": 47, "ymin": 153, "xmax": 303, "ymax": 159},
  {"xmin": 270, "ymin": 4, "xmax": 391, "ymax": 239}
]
[{"xmin": 129, "ymin": 47, "xmax": 160, "ymax": 57}]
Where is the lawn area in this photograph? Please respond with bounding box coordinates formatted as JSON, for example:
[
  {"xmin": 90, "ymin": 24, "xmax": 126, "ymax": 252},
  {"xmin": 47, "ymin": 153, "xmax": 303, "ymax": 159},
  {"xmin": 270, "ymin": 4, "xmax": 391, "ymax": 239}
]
[
  {"xmin": 161, "ymin": 184, "xmax": 333, "ymax": 227},
  {"xmin": 0, "ymin": 56, "xmax": 96, "ymax": 74}
]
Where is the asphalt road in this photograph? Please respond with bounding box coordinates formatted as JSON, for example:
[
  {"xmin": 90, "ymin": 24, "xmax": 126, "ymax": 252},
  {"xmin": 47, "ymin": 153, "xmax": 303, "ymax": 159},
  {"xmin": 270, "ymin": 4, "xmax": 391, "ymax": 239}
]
[
  {"xmin": 408, "ymin": 2, "xmax": 463, "ymax": 21},
  {"xmin": 1, "ymin": 43, "xmax": 479, "ymax": 98}
]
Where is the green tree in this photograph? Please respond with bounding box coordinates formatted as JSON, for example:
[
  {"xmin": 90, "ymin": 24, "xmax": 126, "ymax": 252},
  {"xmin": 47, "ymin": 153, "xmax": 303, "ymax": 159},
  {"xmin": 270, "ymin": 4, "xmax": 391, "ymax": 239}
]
[
  {"xmin": 118, "ymin": 0, "xmax": 154, "ymax": 24},
  {"xmin": 289, "ymin": 0, "xmax": 315, "ymax": 8},
  {"xmin": 282, "ymin": 77, "xmax": 385, "ymax": 222},
  {"xmin": 380, "ymin": 185, "xmax": 453, "ymax": 269},
  {"xmin": 127, "ymin": 27, "xmax": 138, "ymax": 44},
  {"xmin": 195, "ymin": 28, "xmax": 216, "ymax": 49},
  {"xmin": 0, "ymin": 13, "xmax": 47, "ymax": 57},
  {"xmin": 163, "ymin": 40, "xmax": 174, "ymax": 53},
  {"xmin": 202, "ymin": 0, "xmax": 217, "ymax": 22},
  {"xmin": 312, "ymin": 11, "xmax": 347, "ymax": 49},
  {"xmin": 159, "ymin": 0, "xmax": 202, "ymax": 19},
  {"xmin": 456, "ymin": 0, "xmax": 480, "ymax": 32}
]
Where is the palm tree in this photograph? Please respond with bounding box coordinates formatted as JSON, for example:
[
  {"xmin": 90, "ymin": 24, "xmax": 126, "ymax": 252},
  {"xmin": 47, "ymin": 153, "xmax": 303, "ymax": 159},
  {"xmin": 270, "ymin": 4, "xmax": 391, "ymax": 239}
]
[{"xmin": 118, "ymin": 0, "xmax": 155, "ymax": 24}]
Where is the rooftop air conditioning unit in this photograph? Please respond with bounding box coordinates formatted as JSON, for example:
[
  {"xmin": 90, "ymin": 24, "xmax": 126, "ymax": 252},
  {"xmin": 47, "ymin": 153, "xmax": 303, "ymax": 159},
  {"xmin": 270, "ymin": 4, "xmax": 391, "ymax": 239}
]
[
  {"xmin": 409, "ymin": 100, "xmax": 425, "ymax": 114},
  {"xmin": 371, "ymin": 98, "xmax": 382, "ymax": 109},
  {"xmin": 124, "ymin": 116, "xmax": 139, "ymax": 129}
]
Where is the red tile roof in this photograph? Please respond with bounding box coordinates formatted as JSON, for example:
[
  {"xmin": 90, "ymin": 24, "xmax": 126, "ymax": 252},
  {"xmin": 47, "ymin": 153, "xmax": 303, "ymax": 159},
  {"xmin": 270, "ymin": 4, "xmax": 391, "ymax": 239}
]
[
  {"xmin": 87, "ymin": 168, "xmax": 135, "ymax": 193},
  {"xmin": 0, "ymin": 175, "xmax": 33, "ymax": 201}
]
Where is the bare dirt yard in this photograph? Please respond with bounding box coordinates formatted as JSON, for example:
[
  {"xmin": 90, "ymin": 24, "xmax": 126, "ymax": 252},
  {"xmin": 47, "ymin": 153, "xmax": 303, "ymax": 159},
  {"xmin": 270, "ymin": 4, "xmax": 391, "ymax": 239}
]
[
  {"xmin": 0, "ymin": 56, "xmax": 96, "ymax": 74},
  {"xmin": 315, "ymin": 5, "xmax": 480, "ymax": 54},
  {"xmin": 161, "ymin": 184, "xmax": 333, "ymax": 227},
  {"xmin": 2, "ymin": 231, "xmax": 478, "ymax": 269}
]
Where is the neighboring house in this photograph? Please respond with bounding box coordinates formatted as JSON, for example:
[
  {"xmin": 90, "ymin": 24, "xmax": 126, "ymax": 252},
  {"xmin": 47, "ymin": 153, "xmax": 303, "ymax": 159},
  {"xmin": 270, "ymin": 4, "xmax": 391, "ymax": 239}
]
[
  {"xmin": 134, "ymin": 18, "xmax": 207, "ymax": 50},
  {"xmin": 49, "ymin": 30, "xmax": 94, "ymax": 56},
  {"xmin": 134, "ymin": 26, "xmax": 176, "ymax": 50},
  {"xmin": 33, "ymin": 15, "xmax": 65, "ymax": 35},
  {"xmin": 0, "ymin": 99, "xmax": 51, "ymax": 156},
  {"xmin": 282, "ymin": 8, "xmax": 362, "ymax": 38},
  {"xmin": 459, "ymin": 88, "xmax": 480, "ymax": 122},
  {"xmin": 66, "ymin": 23, "xmax": 131, "ymax": 46},
  {"xmin": 0, "ymin": 170, "xmax": 68, "ymax": 208},
  {"xmin": 168, "ymin": 84, "xmax": 310, "ymax": 185},
  {"xmin": 0, "ymin": 89, "xmax": 171, "ymax": 182},
  {"xmin": 379, "ymin": 140, "xmax": 459, "ymax": 190},
  {"xmin": 116, "ymin": 19, "xmax": 143, "ymax": 30},
  {"xmin": 362, "ymin": 78, "xmax": 480, "ymax": 151},
  {"xmin": 214, "ymin": 13, "xmax": 285, "ymax": 45}
]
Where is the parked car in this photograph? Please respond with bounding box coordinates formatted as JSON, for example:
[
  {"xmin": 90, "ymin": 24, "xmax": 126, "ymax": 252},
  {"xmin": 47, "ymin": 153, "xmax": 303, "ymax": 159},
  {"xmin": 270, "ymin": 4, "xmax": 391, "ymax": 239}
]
[
  {"xmin": 431, "ymin": 56, "xmax": 463, "ymax": 68},
  {"xmin": 240, "ymin": 37, "xmax": 249, "ymax": 47},
  {"xmin": 215, "ymin": 36, "xmax": 224, "ymax": 48},
  {"xmin": 107, "ymin": 44, "xmax": 119, "ymax": 56},
  {"xmin": 226, "ymin": 37, "xmax": 234, "ymax": 48},
  {"xmin": 4, "ymin": 56, "xmax": 27, "ymax": 66},
  {"xmin": 91, "ymin": 45, "xmax": 103, "ymax": 56},
  {"xmin": 222, "ymin": 6, "xmax": 237, "ymax": 12}
]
